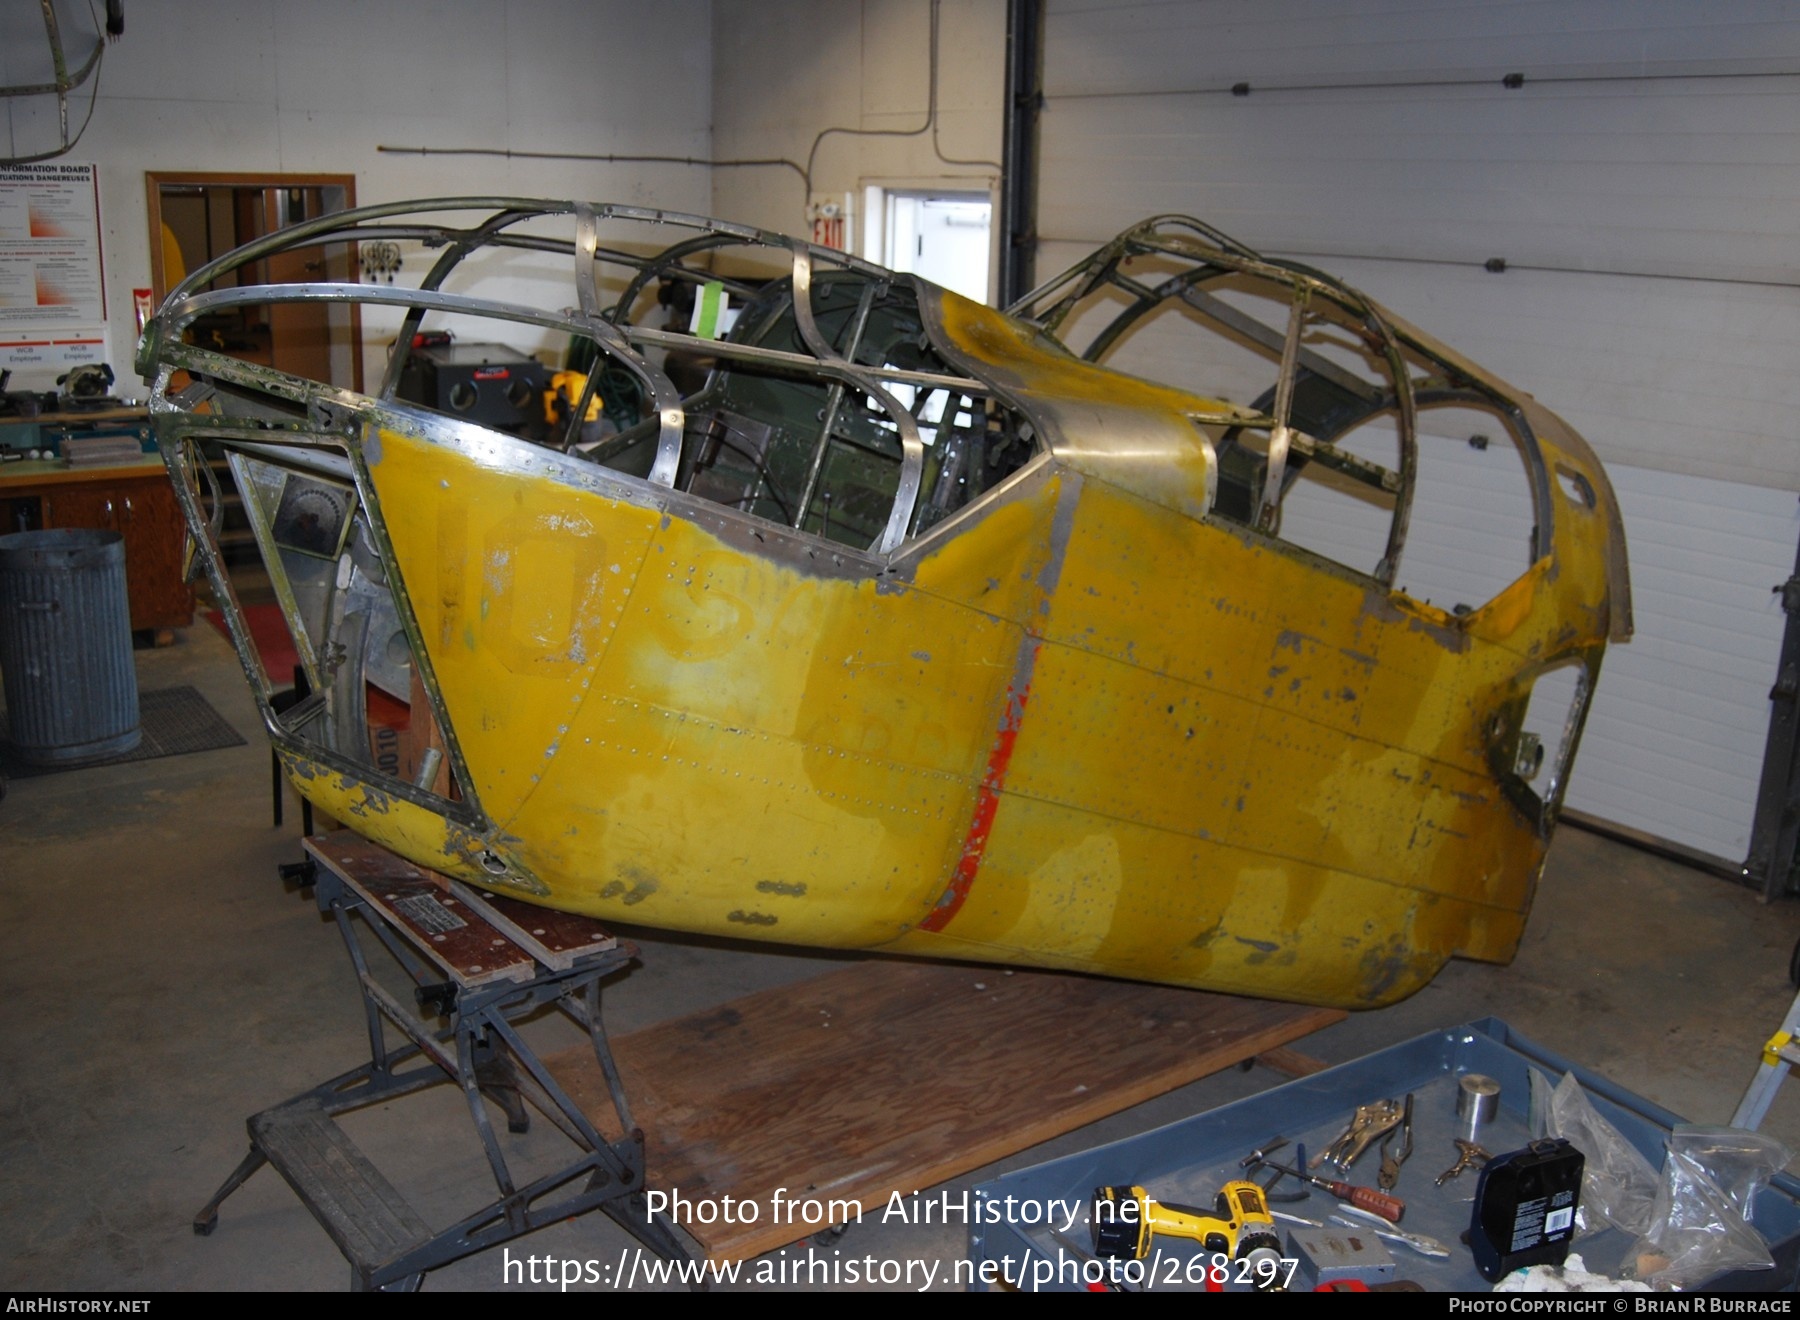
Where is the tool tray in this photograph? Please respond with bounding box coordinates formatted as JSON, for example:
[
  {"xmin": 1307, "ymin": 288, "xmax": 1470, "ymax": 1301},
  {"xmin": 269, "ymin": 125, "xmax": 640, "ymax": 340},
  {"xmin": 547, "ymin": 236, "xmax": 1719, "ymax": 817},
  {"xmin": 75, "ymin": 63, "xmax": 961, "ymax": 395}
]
[{"xmin": 969, "ymin": 1018, "xmax": 1800, "ymax": 1291}]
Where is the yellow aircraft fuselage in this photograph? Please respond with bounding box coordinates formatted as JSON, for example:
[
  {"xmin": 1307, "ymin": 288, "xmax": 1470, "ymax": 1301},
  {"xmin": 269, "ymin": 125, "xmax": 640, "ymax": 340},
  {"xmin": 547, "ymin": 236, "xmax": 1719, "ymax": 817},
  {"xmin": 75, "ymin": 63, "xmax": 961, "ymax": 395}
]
[{"xmin": 146, "ymin": 201, "xmax": 1628, "ymax": 1009}]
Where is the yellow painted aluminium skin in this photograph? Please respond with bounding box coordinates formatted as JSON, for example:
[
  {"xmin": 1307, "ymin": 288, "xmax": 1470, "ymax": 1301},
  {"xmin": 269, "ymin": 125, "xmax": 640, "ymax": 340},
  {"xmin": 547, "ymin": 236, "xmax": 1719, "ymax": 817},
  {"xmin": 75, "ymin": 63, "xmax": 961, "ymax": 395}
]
[{"xmin": 283, "ymin": 302, "xmax": 1621, "ymax": 1011}]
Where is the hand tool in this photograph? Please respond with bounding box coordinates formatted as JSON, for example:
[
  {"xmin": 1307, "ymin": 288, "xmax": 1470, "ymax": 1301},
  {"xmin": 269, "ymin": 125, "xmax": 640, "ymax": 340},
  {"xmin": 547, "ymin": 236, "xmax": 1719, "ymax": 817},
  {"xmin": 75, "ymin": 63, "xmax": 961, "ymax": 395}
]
[
  {"xmin": 1274, "ymin": 1208, "xmax": 1448, "ymax": 1260},
  {"xmin": 1244, "ymin": 1156, "xmax": 1405, "ymax": 1222},
  {"xmin": 1271, "ymin": 1209, "xmax": 1324, "ymax": 1228},
  {"xmin": 1435, "ymin": 1138, "xmax": 1492, "ymax": 1187},
  {"xmin": 1377, "ymin": 1093, "xmax": 1414, "ymax": 1190},
  {"xmin": 1240, "ymin": 1137, "xmax": 1312, "ymax": 1202},
  {"xmin": 1316, "ymin": 1098, "xmax": 1404, "ymax": 1171},
  {"xmin": 1328, "ymin": 1209, "xmax": 1451, "ymax": 1259}
]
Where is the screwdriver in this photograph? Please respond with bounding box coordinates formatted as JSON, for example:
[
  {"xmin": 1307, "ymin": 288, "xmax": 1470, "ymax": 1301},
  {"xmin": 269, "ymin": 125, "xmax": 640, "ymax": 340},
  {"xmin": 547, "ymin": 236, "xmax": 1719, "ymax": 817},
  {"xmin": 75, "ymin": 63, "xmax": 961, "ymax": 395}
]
[{"xmin": 1246, "ymin": 1158, "xmax": 1405, "ymax": 1223}]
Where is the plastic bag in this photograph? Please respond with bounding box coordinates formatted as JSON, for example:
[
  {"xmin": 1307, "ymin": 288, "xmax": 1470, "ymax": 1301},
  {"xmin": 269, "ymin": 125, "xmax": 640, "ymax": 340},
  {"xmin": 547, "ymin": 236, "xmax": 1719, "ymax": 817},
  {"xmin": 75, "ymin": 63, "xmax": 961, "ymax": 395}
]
[
  {"xmin": 1665, "ymin": 1127, "xmax": 1793, "ymax": 1225},
  {"xmin": 1621, "ymin": 1126, "xmax": 1793, "ymax": 1291},
  {"xmin": 1548, "ymin": 1072, "xmax": 1659, "ymax": 1238},
  {"xmin": 1529, "ymin": 1067, "xmax": 1556, "ymax": 1140}
]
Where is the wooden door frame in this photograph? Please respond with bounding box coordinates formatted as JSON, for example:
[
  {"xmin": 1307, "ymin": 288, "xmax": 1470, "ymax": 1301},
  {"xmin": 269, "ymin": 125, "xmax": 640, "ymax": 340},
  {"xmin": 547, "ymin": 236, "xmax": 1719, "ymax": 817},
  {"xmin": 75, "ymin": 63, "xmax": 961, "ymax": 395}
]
[{"xmin": 146, "ymin": 171, "xmax": 362, "ymax": 391}]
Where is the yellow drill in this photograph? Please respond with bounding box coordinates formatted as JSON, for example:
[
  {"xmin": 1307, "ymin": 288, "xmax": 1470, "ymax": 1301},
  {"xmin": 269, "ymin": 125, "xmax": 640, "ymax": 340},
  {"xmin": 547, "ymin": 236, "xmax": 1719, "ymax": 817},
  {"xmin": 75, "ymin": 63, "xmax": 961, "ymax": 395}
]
[{"xmin": 1091, "ymin": 1181, "xmax": 1284, "ymax": 1287}]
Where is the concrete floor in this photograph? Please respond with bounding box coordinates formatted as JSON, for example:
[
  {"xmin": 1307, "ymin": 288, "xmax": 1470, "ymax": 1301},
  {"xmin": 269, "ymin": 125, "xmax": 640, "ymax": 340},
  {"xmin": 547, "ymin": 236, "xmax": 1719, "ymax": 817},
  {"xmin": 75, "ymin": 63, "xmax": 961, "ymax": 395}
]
[{"xmin": 5, "ymin": 620, "xmax": 1800, "ymax": 1291}]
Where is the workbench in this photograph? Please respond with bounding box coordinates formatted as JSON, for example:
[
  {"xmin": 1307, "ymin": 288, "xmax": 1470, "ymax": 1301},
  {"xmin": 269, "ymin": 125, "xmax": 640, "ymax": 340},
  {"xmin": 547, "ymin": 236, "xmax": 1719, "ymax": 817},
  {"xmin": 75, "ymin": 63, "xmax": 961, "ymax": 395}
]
[{"xmin": 0, "ymin": 410, "xmax": 193, "ymax": 637}]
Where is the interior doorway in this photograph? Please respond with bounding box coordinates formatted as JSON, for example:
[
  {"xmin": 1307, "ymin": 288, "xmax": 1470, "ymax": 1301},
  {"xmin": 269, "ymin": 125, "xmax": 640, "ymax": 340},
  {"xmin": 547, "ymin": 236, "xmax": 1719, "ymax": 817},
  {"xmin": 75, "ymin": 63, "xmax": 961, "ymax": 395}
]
[
  {"xmin": 145, "ymin": 172, "xmax": 362, "ymax": 392},
  {"xmin": 145, "ymin": 173, "xmax": 363, "ymax": 608},
  {"xmin": 863, "ymin": 187, "xmax": 993, "ymax": 304}
]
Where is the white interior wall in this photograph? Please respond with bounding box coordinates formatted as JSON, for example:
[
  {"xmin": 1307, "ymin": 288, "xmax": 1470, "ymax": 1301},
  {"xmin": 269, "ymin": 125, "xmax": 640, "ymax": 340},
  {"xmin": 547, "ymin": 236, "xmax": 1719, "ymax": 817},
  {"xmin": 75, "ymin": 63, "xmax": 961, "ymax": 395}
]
[
  {"xmin": 710, "ymin": 0, "xmax": 1005, "ymax": 255},
  {"xmin": 2, "ymin": 0, "xmax": 714, "ymax": 387}
]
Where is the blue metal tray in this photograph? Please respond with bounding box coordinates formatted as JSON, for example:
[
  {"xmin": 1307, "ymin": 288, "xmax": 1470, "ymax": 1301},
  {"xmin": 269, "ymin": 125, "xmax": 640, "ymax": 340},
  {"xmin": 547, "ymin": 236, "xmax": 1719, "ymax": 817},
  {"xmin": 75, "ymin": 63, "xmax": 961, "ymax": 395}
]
[{"xmin": 969, "ymin": 1018, "xmax": 1800, "ymax": 1292}]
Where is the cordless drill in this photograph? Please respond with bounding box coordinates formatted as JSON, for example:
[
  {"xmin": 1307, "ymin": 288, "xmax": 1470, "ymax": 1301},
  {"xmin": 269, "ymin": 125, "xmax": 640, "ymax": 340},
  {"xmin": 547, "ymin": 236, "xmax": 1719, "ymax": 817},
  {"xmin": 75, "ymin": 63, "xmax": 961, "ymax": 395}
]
[{"xmin": 1091, "ymin": 1181, "xmax": 1284, "ymax": 1287}]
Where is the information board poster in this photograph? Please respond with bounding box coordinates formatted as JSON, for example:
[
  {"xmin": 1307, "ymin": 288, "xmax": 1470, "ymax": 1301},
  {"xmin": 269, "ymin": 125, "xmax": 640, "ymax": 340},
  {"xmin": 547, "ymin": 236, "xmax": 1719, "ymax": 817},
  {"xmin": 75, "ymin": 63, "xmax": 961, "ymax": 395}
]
[{"xmin": 0, "ymin": 161, "xmax": 109, "ymax": 378}]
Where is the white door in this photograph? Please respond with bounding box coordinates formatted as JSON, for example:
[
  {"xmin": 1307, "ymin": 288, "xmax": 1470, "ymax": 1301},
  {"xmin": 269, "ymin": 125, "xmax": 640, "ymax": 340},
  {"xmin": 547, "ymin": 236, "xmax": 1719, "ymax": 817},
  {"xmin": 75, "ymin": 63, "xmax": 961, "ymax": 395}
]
[{"xmin": 881, "ymin": 192, "xmax": 992, "ymax": 304}]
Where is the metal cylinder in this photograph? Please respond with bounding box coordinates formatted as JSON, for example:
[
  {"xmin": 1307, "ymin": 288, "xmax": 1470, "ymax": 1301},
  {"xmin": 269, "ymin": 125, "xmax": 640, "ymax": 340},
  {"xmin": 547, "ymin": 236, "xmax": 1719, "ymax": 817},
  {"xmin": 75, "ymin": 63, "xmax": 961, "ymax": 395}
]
[
  {"xmin": 1457, "ymin": 1073, "xmax": 1502, "ymax": 1143},
  {"xmin": 0, "ymin": 528, "xmax": 140, "ymax": 765}
]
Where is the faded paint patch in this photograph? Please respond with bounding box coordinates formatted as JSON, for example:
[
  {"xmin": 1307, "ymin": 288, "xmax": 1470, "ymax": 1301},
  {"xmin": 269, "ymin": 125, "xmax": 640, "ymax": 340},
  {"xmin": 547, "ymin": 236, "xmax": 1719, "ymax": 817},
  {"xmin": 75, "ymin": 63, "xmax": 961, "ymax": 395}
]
[
  {"xmin": 599, "ymin": 865, "xmax": 659, "ymax": 906},
  {"xmin": 1360, "ymin": 588, "xmax": 1470, "ymax": 653},
  {"xmin": 1002, "ymin": 830, "xmax": 1124, "ymax": 963},
  {"xmin": 727, "ymin": 910, "xmax": 778, "ymax": 926},
  {"xmin": 755, "ymin": 880, "xmax": 807, "ymax": 897},
  {"xmin": 1356, "ymin": 935, "xmax": 1423, "ymax": 1003}
]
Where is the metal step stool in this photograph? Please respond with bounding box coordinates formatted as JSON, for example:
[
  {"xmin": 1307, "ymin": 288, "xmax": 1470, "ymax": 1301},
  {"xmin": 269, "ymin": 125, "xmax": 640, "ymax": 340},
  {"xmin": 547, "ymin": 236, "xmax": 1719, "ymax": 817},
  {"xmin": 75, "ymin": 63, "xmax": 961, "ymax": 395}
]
[{"xmin": 192, "ymin": 833, "xmax": 690, "ymax": 1290}]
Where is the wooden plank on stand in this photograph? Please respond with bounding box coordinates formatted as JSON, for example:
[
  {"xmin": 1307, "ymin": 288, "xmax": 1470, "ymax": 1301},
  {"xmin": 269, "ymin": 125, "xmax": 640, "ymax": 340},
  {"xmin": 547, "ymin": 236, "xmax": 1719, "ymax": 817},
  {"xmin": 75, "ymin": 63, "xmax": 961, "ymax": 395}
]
[
  {"xmin": 546, "ymin": 958, "xmax": 1343, "ymax": 1262},
  {"xmin": 304, "ymin": 834, "xmax": 533, "ymax": 987},
  {"xmin": 447, "ymin": 880, "xmax": 618, "ymax": 971}
]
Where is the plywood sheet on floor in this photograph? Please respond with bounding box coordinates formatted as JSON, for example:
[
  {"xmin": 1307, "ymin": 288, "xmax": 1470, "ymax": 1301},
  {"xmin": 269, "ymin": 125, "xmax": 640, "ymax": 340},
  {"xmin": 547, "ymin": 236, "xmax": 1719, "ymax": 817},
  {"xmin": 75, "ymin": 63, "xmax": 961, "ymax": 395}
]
[{"xmin": 546, "ymin": 958, "xmax": 1342, "ymax": 1261}]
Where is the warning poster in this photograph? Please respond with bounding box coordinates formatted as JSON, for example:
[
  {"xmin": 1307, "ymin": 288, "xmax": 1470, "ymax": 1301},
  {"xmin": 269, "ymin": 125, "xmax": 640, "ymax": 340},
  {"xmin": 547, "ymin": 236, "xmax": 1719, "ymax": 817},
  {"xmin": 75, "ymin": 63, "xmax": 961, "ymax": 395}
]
[{"xmin": 0, "ymin": 161, "xmax": 107, "ymax": 328}]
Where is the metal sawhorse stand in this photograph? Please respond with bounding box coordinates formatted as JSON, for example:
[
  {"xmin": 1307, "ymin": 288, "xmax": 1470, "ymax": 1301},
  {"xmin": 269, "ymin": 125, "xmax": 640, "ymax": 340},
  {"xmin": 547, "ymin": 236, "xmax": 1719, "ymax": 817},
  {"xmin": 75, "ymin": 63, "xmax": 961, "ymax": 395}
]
[{"xmin": 193, "ymin": 833, "xmax": 691, "ymax": 1290}]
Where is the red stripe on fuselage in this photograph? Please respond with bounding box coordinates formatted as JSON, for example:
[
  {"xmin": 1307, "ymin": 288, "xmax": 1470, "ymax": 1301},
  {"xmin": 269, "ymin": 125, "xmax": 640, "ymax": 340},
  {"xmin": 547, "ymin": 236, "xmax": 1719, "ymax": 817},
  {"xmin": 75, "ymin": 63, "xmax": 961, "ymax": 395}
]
[{"xmin": 919, "ymin": 653, "xmax": 1036, "ymax": 933}]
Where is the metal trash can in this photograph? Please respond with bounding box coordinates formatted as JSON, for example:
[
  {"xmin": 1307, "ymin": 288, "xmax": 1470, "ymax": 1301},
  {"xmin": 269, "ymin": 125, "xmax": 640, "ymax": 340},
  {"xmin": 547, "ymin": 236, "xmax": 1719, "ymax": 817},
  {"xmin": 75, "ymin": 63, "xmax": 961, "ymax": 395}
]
[{"xmin": 0, "ymin": 528, "xmax": 141, "ymax": 765}]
